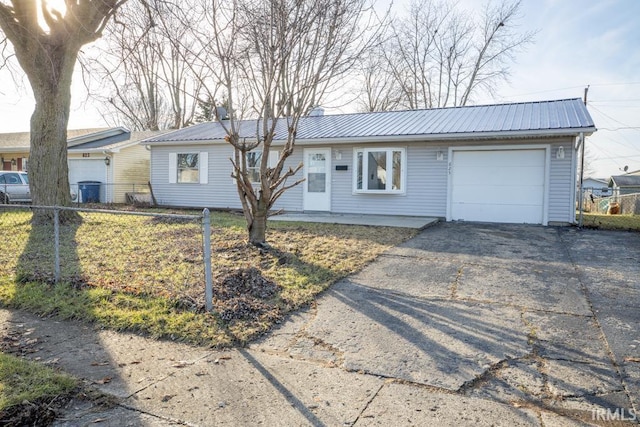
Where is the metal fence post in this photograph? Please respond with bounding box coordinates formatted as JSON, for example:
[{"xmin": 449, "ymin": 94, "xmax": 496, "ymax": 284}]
[
  {"xmin": 202, "ymin": 208, "xmax": 213, "ymax": 312},
  {"xmin": 54, "ymin": 207, "xmax": 61, "ymax": 284}
]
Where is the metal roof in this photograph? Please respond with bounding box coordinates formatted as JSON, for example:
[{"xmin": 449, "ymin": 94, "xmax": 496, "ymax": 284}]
[
  {"xmin": 143, "ymin": 98, "xmax": 596, "ymax": 145},
  {"xmin": 609, "ymin": 175, "xmax": 640, "ymax": 187}
]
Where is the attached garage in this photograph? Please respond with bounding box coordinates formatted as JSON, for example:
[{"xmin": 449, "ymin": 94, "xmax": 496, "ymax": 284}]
[{"xmin": 448, "ymin": 146, "xmax": 549, "ymax": 225}]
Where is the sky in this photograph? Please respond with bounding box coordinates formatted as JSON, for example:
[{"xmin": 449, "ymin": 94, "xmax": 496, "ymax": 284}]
[{"xmin": 0, "ymin": 0, "xmax": 639, "ymax": 179}]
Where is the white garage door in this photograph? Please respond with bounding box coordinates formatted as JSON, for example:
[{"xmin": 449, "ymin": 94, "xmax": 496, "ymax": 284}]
[
  {"xmin": 68, "ymin": 159, "xmax": 108, "ymax": 202},
  {"xmin": 450, "ymin": 149, "xmax": 546, "ymax": 224}
]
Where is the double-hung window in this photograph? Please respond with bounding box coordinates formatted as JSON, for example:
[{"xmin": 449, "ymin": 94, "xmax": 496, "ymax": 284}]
[
  {"xmin": 354, "ymin": 148, "xmax": 405, "ymax": 193},
  {"xmin": 247, "ymin": 150, "xmax": 279, "ymax": 184},
  {"xmin": 168, "ymin": 152, "xmax": 209, "ymax": 184}
]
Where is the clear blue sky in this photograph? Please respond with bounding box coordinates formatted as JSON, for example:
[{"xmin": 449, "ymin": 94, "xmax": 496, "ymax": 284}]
[{"xmin": 1, "ymin": 0, "xmax": 638, "ymax": 178}]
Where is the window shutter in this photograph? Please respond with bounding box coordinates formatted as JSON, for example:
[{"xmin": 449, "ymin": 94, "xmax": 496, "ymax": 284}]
[
  {"xmin": 168, "ymin": 153, "xmax": 177, "ymax": 184},
  {"xmin": 199, "ymin": 152, "xmax": 209, "ymax": 184}
]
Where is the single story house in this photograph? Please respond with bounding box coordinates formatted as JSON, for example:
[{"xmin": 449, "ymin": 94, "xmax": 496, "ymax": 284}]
[
  {"xmin": 609, "ymin": 175, "xmax": 640, "ymax": 196},
  {"xmin": 0, "ymin": 127, "xmax": 163, "ymax": 203},
  {"xmin": 142, "ymin": 98, "xmax": 596, "ymax": 225},
  {"xmin": 582, "ymin": 177, "xmax": 611, "ymax": 197}
]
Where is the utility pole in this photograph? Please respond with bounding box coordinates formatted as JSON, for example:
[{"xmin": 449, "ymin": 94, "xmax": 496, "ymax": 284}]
[{"xmin": 578, "ymin": 85, "xmax": 589, "ymax": 227}]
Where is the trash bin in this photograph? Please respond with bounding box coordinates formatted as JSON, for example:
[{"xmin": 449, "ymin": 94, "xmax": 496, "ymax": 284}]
[{"xmin": 78, "ymin": 181, "xmax": 101, "ymax": 203}]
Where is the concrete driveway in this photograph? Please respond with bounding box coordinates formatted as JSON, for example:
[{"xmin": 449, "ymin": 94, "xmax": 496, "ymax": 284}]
[
  {"xmin": 3, "ymin": 222, "xmax": 639, "ymax": 426},
  {"xmin": 253, "ymin": 222, "xmax": 640, "ymax": 425}
]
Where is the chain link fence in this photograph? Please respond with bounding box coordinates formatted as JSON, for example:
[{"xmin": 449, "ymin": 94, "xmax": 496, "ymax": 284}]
[
  {"xmin": 0, "ymin": 205, "xmax": 213, "ymax": 310},
  {"xmin": 580, "ymin": 190, "xmax": 640, "ymax": 215},
  {"xmin": 578, "ymin": 189, "xmax": 640, "ymax": 229}
]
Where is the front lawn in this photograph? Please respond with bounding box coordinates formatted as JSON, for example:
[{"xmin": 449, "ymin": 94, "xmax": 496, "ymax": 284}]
[{"xmin": 0, "ymin": 210, "xmax": 417, "ymax": 346}]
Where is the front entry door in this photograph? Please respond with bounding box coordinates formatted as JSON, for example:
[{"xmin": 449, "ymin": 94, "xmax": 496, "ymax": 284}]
[{"xmin": 303, "ymin": 148, "xmax": 331, "ymax": 211}]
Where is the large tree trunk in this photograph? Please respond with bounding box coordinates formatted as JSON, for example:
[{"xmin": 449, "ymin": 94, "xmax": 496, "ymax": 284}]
[
  {"xmin": 21, "ymin": 45, "xmax": 80, "ymax": 223},
  {"xmin": 30, "ymin": 84, "xmax": 74, "ymax": 208}
]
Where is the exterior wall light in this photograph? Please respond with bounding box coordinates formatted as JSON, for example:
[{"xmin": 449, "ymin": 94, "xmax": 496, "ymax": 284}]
[
  {"xmin": 104, "ymin": 157, "xmax": 111, "ymax": 166},
  {"xmin": 556, "ymin": 146, "xmax": 565, "ymax": 159}
]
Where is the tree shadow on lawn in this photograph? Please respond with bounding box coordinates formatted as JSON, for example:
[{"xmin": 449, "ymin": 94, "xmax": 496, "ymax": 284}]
[{"xmin": 0, "ymin": 209, "xmax": 147, "ymax": 425}]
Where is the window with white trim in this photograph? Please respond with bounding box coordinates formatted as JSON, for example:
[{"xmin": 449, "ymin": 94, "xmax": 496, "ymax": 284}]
[
  {"xmin": 168, "ymin": 152, "xmax": 209, "ymax": 184},
  {"xmin": 354, "ymin": 148, "xmax": 405, "ymax": 193},
  {"xmin": 247, "ymin": 150, "xmax": 279, "ymax": 184}
]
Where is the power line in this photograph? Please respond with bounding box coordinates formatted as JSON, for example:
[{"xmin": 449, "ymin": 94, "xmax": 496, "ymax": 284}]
[{"xmin": 599, "ymin": 127, "xmax": 640, "ymax": 131}]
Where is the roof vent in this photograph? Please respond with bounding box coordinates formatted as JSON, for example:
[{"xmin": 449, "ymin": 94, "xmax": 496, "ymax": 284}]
[{"xmin": 309, "ymin": 106, "xmax": 324, "ymax": 117}]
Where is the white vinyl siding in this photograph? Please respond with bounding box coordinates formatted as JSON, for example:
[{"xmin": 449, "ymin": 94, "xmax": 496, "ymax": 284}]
[
  {"xmin": 152, "ymin": 145, "xmax": 298, "ymax": 210},
  {"xmin": 150, "ymin": 137, "xmax": 575, "ymax": 223},
  {"xmin": 548, "ymin": 139, "xmax": 575, "ymax": 223},
  {"xmin": 332, "ymin": 144, "xmax": 447, "ymax": 217}
]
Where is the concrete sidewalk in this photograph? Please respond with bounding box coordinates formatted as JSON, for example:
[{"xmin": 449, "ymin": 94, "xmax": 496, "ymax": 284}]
[{"xmin": 1, "ymin": 223, "xmax": 639, "ymax": 426}]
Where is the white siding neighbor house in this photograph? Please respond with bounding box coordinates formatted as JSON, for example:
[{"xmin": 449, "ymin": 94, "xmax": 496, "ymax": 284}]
[
  {"xmin": 142, "ymin": 98, "xmax": 596, "ymax": 225},
  {"xmin": 67, "ymin": 128, "xmax": 166, "ymax": 203}
]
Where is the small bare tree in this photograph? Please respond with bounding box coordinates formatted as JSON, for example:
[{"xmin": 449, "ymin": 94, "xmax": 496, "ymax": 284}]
[
  {"xmin": 360, "ymin": 0, "xmax": 534, "ymax": 111},
  {"xmin": 188, "ymin": 0, "xmax": 382, "ymax": 246},
  {"xmin": 0, "ymin": 0, "xmax": 140, "ymax": 220}
]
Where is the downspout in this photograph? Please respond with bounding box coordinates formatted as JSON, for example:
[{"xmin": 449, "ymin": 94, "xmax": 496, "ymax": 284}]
[{"xmin": 577, "ymin": 132, "xmax": 585, "ymax": 227}]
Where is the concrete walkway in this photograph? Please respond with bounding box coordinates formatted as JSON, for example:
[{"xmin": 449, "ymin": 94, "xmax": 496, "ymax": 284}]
[{"xmin": 1, "ymin": 223, "xmax": 639, "ymax": 426}]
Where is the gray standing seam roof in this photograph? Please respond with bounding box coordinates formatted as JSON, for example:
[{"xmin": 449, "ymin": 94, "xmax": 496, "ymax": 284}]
[{"xmin": 143, "ymin": 98, "xmax": 596, "ymax": 144}]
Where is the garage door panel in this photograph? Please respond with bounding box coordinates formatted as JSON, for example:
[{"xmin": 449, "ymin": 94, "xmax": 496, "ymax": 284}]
[
  {"xmin": 452, "ymin": 185, "xmax": 544, "ymax": 205},
  {"xmin": 452, "ymin": 203, "xmax": 545, "ymax": 224},
  {"xmin": 454, "ymin": 166, "xmax": 545, "ymax": 187},
  {"xmin": 450, "ymin": 149, "xmax": 546, "ymax": 224},
  {"xmin": 454, "ymin": 150, "xmax": 545, "ymax": 168}
]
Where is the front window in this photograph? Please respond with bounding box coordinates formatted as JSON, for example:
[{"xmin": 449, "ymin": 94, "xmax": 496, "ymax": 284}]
[
  {"xmin": 354, "ymin": 148, "xmax": 405, "ymax": 193},
  {"xmin": 246, "ymin": 150, "xmax": 279, "ymax": 184},
  {"xmin": 177, "ymin": 153, "xmax": 199, "ymax": 183},
  {"xmin": 247, "ymin": 151, "xmax": 262, "ymax": 183}
]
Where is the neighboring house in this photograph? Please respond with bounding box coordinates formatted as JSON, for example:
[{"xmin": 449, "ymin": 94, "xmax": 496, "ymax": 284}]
[
  {"xmin": 67, "ymin": 128, "xmax": 165, "ymax": 203},
  {"xmin": 0, "ymin": 128, "xmax": 163, "ymax": 203},
  {"xmin": 609, "ymin": 175, "xmax": 640, "ymax": 196},
  {"xmin": 0, "ymin": 128, "xmax": 104, "ymax": 172},
  {"xmin": 142, "ymin": 98, "xmax": 596, "ymax": 225},
  {"xmin": 582, "ymin": 177, "xmax": 611, "ymax": 197}
]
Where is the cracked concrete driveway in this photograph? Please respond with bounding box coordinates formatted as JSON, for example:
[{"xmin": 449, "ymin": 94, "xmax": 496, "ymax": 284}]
[
  {"xmin": 254, "ymin": 222, "xmax": 640, "ymax": 425},
  {"xmin": 2, "ymin": 222, "xmax": 640, "ymax": 426}
]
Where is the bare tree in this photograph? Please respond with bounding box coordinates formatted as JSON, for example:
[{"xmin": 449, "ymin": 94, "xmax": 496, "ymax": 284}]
[
  {"xmin": 359, "ymin": 0, "xmax": 534, "ymax": 111},
  {"xmin": 87, "ymin": 0, "xmax": 205, "ymax": 130},
  {"xmin": 356, "ymin": 49, "xmax": 403, "ymax": 112},
  {"xmin": 0, "ymin": 0, "xmax": 140, "ymax": 220},
  {"xmin": 187, "ymin": 0, "xmax": 382, "ymax": 246}
]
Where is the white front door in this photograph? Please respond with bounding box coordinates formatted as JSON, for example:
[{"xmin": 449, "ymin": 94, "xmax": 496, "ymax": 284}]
[{"xmin": 303, "ymin": 148, "xmax": 331, "ymax": 211}]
